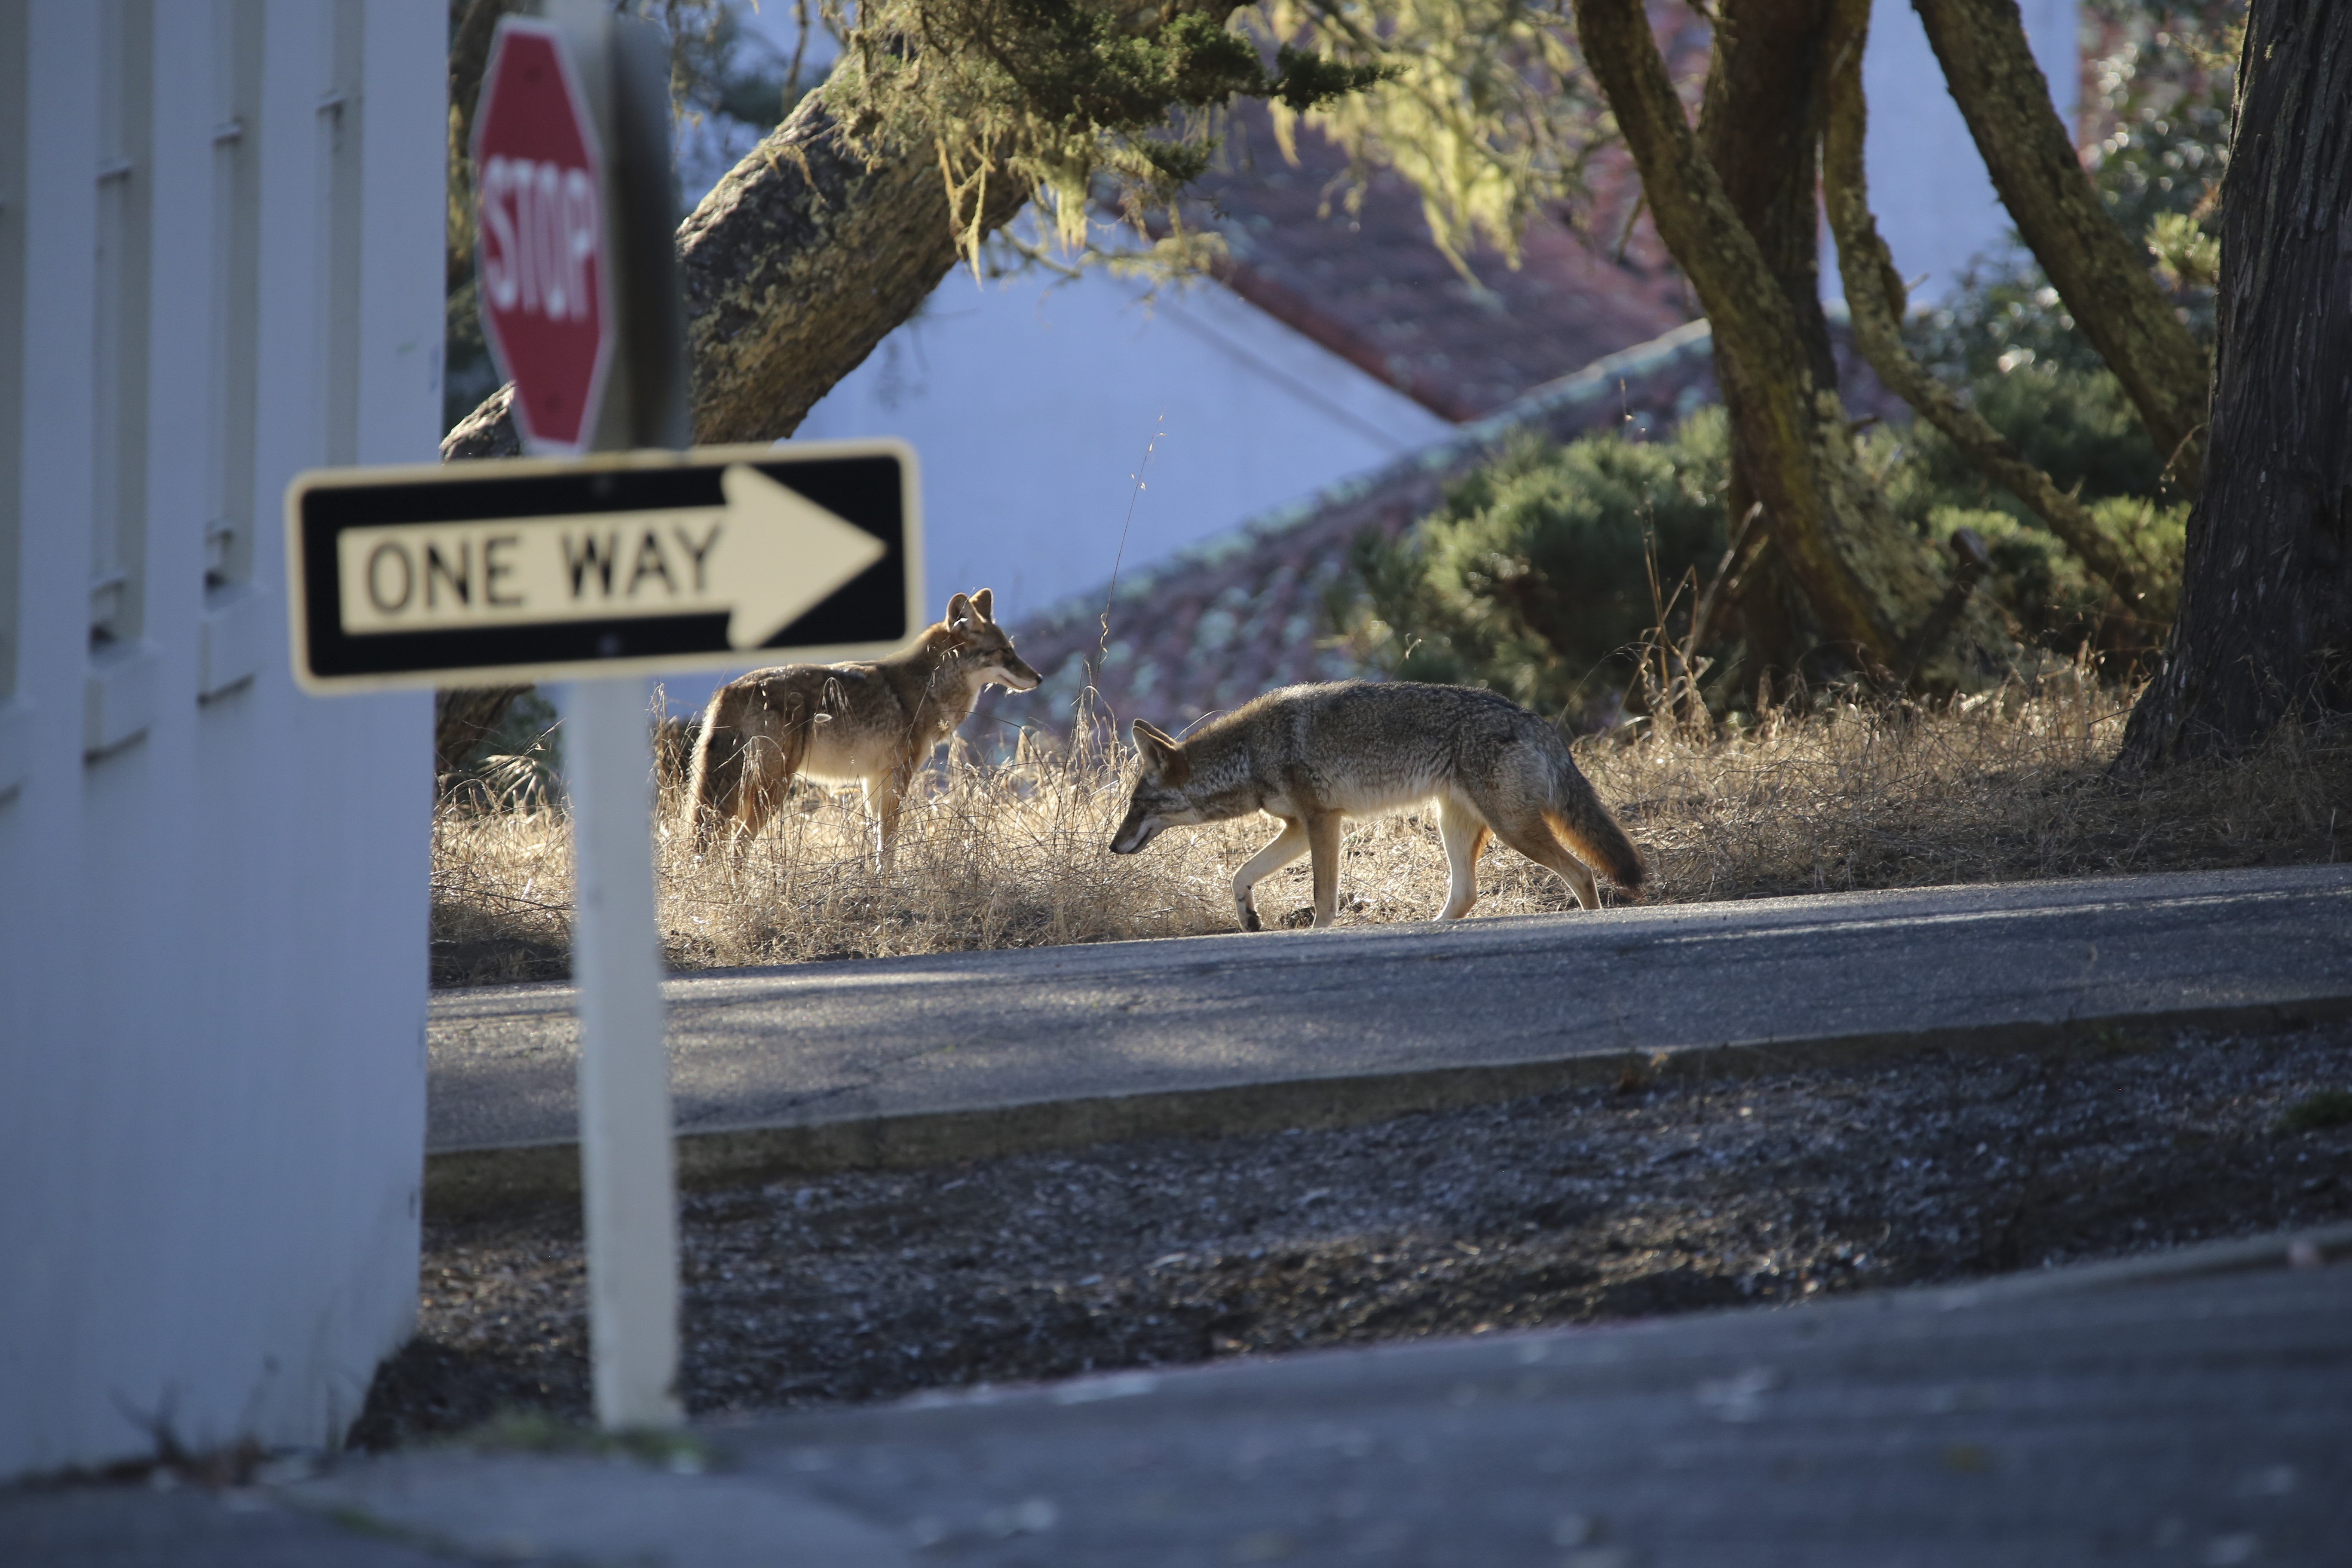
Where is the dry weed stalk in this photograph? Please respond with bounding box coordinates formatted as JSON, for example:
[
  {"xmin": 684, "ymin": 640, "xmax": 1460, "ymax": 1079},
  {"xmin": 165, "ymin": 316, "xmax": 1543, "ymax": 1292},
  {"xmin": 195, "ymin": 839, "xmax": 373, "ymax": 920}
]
[{"xmin": 429, "ymin": 680, "xmax": 2349, "ymax": 984}]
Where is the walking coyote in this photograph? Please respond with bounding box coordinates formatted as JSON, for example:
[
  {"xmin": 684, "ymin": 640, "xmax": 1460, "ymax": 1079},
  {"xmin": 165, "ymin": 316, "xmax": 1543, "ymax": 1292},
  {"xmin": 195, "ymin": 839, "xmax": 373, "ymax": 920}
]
[
  {"xmin": 683, "ymin": 589, "xmax": 1040, "ymax": 865},
  {"xmin": 1109, "ymin": 681, "xmax": 1643, "ymax": 930}
]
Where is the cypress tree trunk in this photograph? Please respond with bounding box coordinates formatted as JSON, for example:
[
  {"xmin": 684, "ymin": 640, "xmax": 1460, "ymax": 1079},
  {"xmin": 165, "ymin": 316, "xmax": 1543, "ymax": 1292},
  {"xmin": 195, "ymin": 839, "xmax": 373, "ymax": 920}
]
[
  {"xmin": 1570, "ymin": 0, "xmax": 1963, "ymax": 679},
  {"xmin": 1819, "ymin": 0, "xmax": 2147, "ymax": 609},
  {"xmin": 1696, "ymin": 0, "xmax": 1839, "ymax": 680},
  {"xmin": 2120, "ymin": 0, "xmax": 2352, "ymax": 765}
]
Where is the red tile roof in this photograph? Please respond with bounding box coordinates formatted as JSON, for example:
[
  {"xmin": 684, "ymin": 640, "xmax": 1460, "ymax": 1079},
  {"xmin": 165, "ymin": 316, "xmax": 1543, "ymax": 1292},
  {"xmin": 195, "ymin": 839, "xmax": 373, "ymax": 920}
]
[
  {"xmin": 1185, "ymin": 0, "xmax": 1714, "ymax": 424},
  {"xmin": 1191, "ymin": 106, "xmax": 1696, "ymax": 421}
]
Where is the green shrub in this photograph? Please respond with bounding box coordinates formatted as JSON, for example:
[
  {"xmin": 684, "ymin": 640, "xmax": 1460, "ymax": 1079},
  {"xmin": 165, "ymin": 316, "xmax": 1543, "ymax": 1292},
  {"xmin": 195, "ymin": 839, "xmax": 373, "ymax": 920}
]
[
  {"xmin": 1899, "ymin": 364, "xmax": 2169, "ymax": 509},
  {"xmin": 1343, "ymin": 398, "xmax": 2188, "ymax": 721},
  {"xmin": 1343, "ymin": 411, "xmax": 1730, "ymax": 722}
]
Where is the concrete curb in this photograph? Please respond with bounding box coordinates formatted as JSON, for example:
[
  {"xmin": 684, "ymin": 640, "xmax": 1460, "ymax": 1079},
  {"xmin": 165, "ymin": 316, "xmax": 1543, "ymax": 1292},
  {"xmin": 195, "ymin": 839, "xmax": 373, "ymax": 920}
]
[
  {"xmin": 422, "ymin": 991, "xmax": 2352, "ymax": 1221},
  {"xmin": 1911, "ymin": 1219, "xmax": 2352, "ymax": 1306}
]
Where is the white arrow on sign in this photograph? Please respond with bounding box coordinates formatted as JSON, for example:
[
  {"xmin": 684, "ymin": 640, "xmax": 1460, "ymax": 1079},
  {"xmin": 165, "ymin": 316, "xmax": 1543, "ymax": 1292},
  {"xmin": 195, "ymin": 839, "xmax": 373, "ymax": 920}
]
[{"xmin": 334, "ymin": 465, "xmax": 887, "ymax": 650}]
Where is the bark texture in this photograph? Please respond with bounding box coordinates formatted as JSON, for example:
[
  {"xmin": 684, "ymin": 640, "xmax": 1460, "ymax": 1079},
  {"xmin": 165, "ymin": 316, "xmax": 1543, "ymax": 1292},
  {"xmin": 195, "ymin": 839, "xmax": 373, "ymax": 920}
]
[
  {"xmin": 1570, "ymin": 0, "xmax": 1954, "ymax": 676},
  {"xmin": 2121, "ymin": 0, "xmax": 2352, "ymax": 765},
  {"xmin": 441, "ymin": 84, "xmax": 1029, "ymax": 460},
  {"xmin": 676, "ymin": 93, "xmax": 1029, "ymax": 445},
  {"xmin": 1820, "ymin": 0, "xmax": 2147, "ymax": 609},
  {"xmin": 1911, "ymin": 0, "xmax": 2211, "ymax": 490},
  {"xmin": 1696, "ymin": 0, "xmax": 1837, "ymax": 391},
  {"xmin": 1694, "ymin": 0, "xmax": 1838, "ymax": 676}
]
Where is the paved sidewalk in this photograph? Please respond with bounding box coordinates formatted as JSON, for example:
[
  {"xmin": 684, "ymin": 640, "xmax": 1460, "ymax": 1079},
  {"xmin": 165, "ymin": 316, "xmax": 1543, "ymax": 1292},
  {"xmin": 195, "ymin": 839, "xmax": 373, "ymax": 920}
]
[
  {"xmin": 9, "ymin": 1228, "xmax": 2350, "ymax": 1565},
  {"xmin": 427, "ymin": 865, "xmax": 2352, "ymax": 1184}
]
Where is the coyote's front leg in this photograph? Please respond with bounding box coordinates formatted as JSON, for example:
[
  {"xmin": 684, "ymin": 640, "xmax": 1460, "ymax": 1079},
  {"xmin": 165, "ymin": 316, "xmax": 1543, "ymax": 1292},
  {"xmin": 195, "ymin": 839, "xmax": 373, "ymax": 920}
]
[
  {"xmin": 1232, "ymin": 817, "xmax": 1310, "ymax": 931},
  {"xmin": 865, "ymin": 769, "xmax": 910, "ymax": 873}
]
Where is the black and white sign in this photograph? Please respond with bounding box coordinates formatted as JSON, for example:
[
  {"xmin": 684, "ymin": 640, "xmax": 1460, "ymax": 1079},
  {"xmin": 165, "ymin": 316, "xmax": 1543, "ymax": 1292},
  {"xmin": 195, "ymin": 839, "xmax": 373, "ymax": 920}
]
[{"xmin": 285, "ymin": 440, "xmax": 922, "ymax": 692}]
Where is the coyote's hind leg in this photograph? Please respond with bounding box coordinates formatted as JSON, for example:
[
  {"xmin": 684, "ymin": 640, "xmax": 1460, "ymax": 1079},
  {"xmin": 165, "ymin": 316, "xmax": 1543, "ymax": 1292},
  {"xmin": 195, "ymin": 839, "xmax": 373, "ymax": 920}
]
[
  {"xmin": 730, "ymin": 695, "xmax": 813, "ymax": 850},
  {"xmin": 1488, "ymin": 806, "xmax": 1600, "ymax": 910},
  {"xmin": 1305, "ymin": 812, "xmax": 1344, "ymax": 927},
  {"xmin": 1434, "ymin": 795, "xmax": 1491, "ymax": 921},
  {"xmin": 1232, "ymin": 817, "xmax": 1311, "ymax": 932}
]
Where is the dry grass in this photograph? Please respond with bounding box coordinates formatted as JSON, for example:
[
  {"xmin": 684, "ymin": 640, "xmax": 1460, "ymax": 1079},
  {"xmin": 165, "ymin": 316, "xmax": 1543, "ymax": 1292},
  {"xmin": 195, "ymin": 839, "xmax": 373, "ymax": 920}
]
[{"xmin": 430, "ymin": 679, "xmax": 2349, "ymax": 986}]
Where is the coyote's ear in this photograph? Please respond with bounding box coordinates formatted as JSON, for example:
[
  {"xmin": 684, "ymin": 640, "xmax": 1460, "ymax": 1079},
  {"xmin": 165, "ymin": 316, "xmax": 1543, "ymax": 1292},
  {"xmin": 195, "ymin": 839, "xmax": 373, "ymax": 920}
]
[
  {"xmin": 944, "ymin": 591, "xmax": 974, "ymax": 631},
  {"xmin": 1130, "ymin": 719, "xmax": 1188, "ymax": 783},
  {"xmin": 971, "ymin": 588, "xmax": 995, "ymax": 623}
]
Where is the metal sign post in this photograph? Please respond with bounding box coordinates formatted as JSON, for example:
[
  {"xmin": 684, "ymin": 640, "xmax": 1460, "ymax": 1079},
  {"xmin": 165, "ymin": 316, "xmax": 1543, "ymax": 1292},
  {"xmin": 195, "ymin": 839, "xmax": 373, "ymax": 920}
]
[{"xmin": 286, "ymin": 3, "xmax": 919, "ymax": 1434}]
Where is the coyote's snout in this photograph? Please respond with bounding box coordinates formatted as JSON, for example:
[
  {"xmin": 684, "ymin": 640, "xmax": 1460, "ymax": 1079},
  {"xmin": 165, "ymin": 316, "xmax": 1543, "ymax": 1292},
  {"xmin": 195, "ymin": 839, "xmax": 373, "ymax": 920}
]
[
  {"xmin": 1111, "ymin": 681, "xmax": 1643, "ymax": 930},
  {"xmin": 683, "ymin": 588, "xmax": 1039, "ymax": 866}
]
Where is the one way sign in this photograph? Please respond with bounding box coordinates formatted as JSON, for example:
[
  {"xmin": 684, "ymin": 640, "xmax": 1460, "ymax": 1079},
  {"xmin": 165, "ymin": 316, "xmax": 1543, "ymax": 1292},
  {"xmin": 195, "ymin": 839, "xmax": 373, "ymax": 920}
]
[{"xmin": 286, "ymin": 440, "xmax": 922, "ymax": 692}]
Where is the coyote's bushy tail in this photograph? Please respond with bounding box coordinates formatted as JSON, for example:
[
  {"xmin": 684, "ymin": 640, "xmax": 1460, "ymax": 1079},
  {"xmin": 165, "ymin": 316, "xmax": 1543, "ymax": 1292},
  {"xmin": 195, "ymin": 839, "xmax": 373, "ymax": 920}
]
[{"xmin": 1540, "ymin": 735, "xmax": 1645, "ymax": 896}]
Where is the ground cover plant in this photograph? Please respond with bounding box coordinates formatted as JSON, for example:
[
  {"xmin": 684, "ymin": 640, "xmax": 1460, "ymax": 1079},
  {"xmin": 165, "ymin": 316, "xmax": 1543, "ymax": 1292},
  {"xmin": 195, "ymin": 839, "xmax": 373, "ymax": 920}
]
[{"xmin": 429, "ymin": 678, "xmax": 2347, "ymax": 986}]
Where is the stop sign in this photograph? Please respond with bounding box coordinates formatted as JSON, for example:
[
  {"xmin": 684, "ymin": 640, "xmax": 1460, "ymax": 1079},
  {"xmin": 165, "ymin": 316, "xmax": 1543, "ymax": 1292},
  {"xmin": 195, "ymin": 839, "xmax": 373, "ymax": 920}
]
[{"xmin": 472, "ymin": 20, "xmax": 612, "ymax": 455}]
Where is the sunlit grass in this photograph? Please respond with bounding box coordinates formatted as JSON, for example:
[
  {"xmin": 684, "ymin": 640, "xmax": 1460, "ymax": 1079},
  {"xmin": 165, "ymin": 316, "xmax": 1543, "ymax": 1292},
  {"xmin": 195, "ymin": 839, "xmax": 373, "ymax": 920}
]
[{"xmin": 429, "ymin": 677, "xmax": 2349, "ymax": 984}]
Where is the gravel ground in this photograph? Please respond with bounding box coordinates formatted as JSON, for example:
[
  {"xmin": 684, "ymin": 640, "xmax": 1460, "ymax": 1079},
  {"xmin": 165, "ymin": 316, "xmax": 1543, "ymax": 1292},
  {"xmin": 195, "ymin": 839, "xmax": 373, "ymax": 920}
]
[{"xmin": 353, "ymin": 1020, "xmax": 2352, "ymax": 1450}]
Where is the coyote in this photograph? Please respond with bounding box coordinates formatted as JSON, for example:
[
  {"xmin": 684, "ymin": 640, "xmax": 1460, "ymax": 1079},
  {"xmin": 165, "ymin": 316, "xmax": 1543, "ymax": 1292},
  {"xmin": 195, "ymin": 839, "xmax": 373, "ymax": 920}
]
[
  {"xmin": 1109, "ymin": 681, "xmax": 1643, "ymax": 929},
  {"xmin": 683, "ymin": 588, "xmax": 1040, "ymax": 864}
]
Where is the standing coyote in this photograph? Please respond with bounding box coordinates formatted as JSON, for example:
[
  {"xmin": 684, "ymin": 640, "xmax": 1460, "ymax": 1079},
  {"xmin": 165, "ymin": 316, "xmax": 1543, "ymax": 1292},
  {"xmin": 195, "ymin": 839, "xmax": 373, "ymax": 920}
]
[
  {"xmin": 683, "ymin": 588, "xmax": 1040, "ymax": 864},
  {"xmin": 1109, "ymin": 681, "xmax": 1643, "ymax": 929}
]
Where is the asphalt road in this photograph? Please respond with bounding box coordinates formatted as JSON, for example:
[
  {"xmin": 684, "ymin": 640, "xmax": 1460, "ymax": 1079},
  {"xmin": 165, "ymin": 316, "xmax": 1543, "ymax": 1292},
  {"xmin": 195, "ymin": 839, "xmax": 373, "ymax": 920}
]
[
  {"xmin": 12, "ymin": 1234, "xmax": 2350, "ymax": 1565},
  {"xmin": 427, "ymin": 864, "xmax": 2352, "ymax": 1155}
]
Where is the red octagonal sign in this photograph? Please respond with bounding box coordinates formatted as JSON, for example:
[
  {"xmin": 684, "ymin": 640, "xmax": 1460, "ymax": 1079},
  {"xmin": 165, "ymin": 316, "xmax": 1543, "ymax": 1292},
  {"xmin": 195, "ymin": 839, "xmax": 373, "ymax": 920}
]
[{"xmin": 472, "ymin": 20, "xmax": 612, "ymax": 455}]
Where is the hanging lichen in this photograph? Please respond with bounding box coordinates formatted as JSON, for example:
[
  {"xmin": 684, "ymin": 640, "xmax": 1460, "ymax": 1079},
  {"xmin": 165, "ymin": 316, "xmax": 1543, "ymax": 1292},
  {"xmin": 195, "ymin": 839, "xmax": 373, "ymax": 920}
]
[
  {"xmin": 817, "ymin": 0, "xmax": 1392, "ymax": 270},
  {"xmin": 1258, "ymin": 0, "xmax": 1605, "ymax": 277}
]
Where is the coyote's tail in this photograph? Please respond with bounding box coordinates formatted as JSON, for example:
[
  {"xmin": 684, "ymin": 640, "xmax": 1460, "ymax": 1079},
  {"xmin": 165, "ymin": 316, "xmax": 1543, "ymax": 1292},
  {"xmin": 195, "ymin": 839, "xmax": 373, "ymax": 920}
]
[{"xmin": 1540, "ymin": 738, "xmax": 1645, "ymax": 896}]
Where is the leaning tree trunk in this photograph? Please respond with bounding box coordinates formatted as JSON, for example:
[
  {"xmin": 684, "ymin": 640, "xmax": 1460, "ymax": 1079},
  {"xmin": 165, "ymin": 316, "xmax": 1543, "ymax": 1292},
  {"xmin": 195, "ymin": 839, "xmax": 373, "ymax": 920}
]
[
  {"xmin": 443, "ymin": 82, "xmax": 1030, "ymax": 459},
  {"xmin": 1570, "ymin": 0, "xmax": 1969, "ymax": 680},
  {"xmin": 1911, "ymin": 0, "xmax": 2211, "ymax": 491},
  {"xmin": 1694, "ymin": 0, "xmax": 1838, "ymax": 681},
  {"xmin": 2119, "ymin": 0, "xmax": 2352, "ymax": 766}
]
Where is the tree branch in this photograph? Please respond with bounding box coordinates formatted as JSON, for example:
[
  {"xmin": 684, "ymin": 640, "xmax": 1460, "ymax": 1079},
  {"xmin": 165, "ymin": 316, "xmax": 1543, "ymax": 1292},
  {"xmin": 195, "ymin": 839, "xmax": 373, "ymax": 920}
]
[
  {"xmin": 1910, "ymin": 0, "xmax": 2211, "ymax": 491},
  {"xmin": 1821, "ymin": 0, "xmax": 2147, "ymax": 608}
]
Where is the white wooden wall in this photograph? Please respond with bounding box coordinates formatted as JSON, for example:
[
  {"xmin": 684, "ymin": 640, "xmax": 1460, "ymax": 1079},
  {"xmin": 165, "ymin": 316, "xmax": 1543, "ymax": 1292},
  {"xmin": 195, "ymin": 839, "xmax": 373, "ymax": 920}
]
[{"xmin": 0, "ymin": 0, "xmax": 443, "ymax": 1478}]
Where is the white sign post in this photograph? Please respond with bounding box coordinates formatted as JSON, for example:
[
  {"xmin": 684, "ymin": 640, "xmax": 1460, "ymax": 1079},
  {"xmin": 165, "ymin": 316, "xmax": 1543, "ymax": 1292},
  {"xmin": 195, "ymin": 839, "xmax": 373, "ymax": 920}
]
[
  {"xmin": 484, "ymin": 4, "xmax": 690, "ymax": 1433},
  {"xmin": 567, "ymin": 674, "xmax": 683, "ymax": 1427}
]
